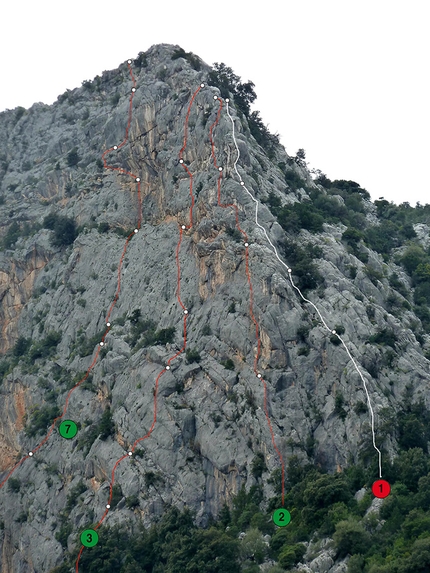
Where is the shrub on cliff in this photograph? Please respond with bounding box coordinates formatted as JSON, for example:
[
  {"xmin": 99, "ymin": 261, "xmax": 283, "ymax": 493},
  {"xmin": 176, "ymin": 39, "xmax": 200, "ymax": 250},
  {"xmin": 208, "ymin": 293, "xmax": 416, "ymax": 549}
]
[
  {"xmin": 25, "ymin": 405, "xmax": 61, "ymax": 437},
  {"xmin": 43, "ymin": 212, "xmax": 77, "ymax": 247},
  {"xmin": 66, "ymin": 147, "xmax": 80, "ymax": 167}
]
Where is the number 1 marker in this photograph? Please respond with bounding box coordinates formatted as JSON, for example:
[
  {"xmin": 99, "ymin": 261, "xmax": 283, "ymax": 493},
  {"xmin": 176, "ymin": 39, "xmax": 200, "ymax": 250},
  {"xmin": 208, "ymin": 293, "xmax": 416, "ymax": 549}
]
[{"xmin": 372, "ymin": 479, "xmax": 390, "ymax": 498}]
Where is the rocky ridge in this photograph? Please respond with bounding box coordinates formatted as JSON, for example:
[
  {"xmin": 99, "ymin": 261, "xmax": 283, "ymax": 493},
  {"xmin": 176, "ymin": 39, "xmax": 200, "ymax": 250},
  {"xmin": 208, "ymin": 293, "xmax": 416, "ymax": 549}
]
[{"xmin": 0, "ymin": 43, "xmax": 429, "ymax": 572}]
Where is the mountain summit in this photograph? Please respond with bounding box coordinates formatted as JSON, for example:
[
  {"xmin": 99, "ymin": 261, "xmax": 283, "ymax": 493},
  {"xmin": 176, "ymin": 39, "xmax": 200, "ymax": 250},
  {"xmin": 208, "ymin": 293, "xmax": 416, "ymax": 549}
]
[{"xmin": 1, "ymin": 43, "xmax": 430, "ymax": 572}]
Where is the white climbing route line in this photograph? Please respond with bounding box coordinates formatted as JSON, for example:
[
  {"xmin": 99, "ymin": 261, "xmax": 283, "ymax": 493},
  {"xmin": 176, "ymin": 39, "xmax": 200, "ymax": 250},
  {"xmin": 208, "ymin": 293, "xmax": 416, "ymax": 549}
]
[{"xmin": 225, "ymin": 100, "xmax": 383, "ymax": 479}]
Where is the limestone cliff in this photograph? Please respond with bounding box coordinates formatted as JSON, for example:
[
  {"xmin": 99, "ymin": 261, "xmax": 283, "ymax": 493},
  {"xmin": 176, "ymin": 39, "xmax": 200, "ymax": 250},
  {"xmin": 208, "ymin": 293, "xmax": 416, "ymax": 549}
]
[{"xmin": 0, "ymin": 43, "xmax": 429, "ymax": 572}]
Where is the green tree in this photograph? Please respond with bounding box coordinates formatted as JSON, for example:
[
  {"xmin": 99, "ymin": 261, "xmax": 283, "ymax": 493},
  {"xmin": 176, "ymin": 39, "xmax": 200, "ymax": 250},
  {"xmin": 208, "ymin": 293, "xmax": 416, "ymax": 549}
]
[
  {"xmin": 343, "ymin": 227, "xmax": 363, "ymax": 249},
  {"xmin": 400, "ymin": 245, "xmax": 427, "ymax": 275},
  {"xmin": 99, "ymin": 407, "xmax": 115, "ymax": 440},
  {"xmin": 392, "ymin": 448, "xmax": 428, "ymax": 491},
  {"xmin": 26, "ymin": 405, "xmax": 61, "ymax": 437},
  {"xmin": 3, "ymin": 221, "xmax": 21, "ymax": 249},
  {"xmin": 303, "ymin": 473, "xmax": 350, "ymax": 509},
  {"xmin": 416, "ymin": 473, "xmax": 430, "ymax": 510},
  {"xmin": 294, "ymin": 148, "xmax": 306, "ymax": 166},
  {"xmin": 333, "ymin": 518, "xmax": 370, "ymax": 558},
  {"xmin": 187, "ymin": 527, "xmax": 240, "ymax": 572},
  {"xmin": 348, "ymin": 554, "xmax": 365, "ymax": 572},
  {"xmin": 13, "ymin": 336, "xmax": 31, "ymax": 357},
  {"xmin": 251, "ymin": 452, "xmax": 267, "ymax": 479},
  {"xmin": 208, "ymin": 63, "xmax": 256, "ymax": 116},
  {"xmin": 406, "ymin": 536, "xmax": 430, "ymax": 571},
  {"xmin": 29, "ymin": 331, "xmax": 62, "ymax": 360},
  {"xmin": 414, "ymin": 263, "xmax": 430, "ymax": 283},
  {"xmin": 278, "ymin": 543, "xmax": 306, "ymax": 568},
  {"xmin": 401, "ymin": 508, "xmax": 430, "ymax": 540},
  {"xmin": 186, "ymin": 348, "xmax": 201, "ymax": 363},
  {"xmin": 154, "ymin": 327, "xmax": 175, "ymax": 344},
  {"xmin": 51, "ymin": 215, "xmax": 77, "ymax": 247},
  {"xmin": 66, "ymin": 147, "xmax": 80, "ymax": 167},
  {"xmin": 239, "ymin": 528, "xmax": 267, "ymax": 564},
  {"xmin": 8, "ymin": 478, "xmax": 21, "ymax": 492}
]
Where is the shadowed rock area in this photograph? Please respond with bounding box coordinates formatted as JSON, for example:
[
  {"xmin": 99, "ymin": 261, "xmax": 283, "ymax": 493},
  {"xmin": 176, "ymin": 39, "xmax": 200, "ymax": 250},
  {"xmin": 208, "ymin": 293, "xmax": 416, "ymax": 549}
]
[{"xmin": 0, "ymin": 44, "xmax": 430, "ymax": 572}]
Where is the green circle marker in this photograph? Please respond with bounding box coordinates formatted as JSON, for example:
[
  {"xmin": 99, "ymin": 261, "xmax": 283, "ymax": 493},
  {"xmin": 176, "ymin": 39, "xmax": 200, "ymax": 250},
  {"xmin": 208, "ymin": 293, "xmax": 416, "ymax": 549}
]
[
  {"xmin": 80, "ymin": 528, "xmax": 99, "ymax": 547},
  {"xmin": 59, "ymin": 420, "xmax": 78, "ymax": 439},
  {"xmin": 273, "ymin": 508, "xmax": 291, "ymax": 527}
]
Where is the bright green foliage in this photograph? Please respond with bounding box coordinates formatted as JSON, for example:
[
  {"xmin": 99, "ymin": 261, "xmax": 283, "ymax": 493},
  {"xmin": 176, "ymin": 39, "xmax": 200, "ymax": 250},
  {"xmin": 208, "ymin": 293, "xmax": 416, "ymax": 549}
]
[
  {"xmin": 333, "ymin": 518, "xmax": 370, "ymax": 558},
  {"xmin": 392, "ymin": 448, "xmax": 428, "ymax": 491},
  {"xmin": 239, "ymin": 528, "xmax": 268, "ymax": 564},
  {"xmin": 278, "ymin": 543, "xmax": 306, "ymax": 568}
]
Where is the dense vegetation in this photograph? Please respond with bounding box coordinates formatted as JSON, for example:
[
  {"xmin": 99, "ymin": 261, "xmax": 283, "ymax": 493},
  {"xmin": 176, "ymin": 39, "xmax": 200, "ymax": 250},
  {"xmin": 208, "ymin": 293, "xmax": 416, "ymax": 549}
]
[
  {"xmin": 2, "ymin": 51, "xmax": 430, "ymax": 573},
  {"xmin": 47, "ymin": 390, "xmax": 430, "ymax": 572},
  {"xmin": 208, "ymin": 62, "xmax": 280, "ymax": 159},
  {"xmin": 260, "ymin": 173, "xmax": 430, "ymax": 338}
]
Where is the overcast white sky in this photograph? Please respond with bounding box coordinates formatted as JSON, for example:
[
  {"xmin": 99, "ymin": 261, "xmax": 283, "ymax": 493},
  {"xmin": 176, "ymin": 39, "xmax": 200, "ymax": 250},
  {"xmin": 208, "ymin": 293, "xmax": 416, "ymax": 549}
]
[{"xmin": 1, "ymin": 0, "xmax": 428, "ymax": 206}]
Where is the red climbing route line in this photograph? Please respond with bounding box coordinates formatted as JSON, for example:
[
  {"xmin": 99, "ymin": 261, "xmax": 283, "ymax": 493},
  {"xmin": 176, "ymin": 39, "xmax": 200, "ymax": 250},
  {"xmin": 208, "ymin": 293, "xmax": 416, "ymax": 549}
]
[
  {"xmin": 74, "ymin": 83, "xmax": 202, "ymax": 571},
  {"xmin": 0, "ymin": 68, "xmax": 147, "ymax": 498},
  {"xmin": 178, "ymin": 84, "xmax": 203, "ymax": 231},
  {"xmin": 209, "ymin": 97, "xmax": 286, "ymax": 506}
]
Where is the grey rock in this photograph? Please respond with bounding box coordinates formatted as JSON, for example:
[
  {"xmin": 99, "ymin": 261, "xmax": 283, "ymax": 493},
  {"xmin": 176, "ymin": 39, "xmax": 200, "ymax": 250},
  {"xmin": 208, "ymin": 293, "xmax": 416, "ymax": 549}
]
[{"xmin": 0, "ymin": 42, "xmax": 429, "ymax": 572}]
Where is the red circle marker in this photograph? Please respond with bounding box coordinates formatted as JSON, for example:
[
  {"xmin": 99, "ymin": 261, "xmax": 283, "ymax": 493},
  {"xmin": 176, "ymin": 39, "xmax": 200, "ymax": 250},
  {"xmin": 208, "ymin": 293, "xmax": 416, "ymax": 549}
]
[{"xmin": 372, "ymin": 479, "xmax": 390, "ymax": 498}]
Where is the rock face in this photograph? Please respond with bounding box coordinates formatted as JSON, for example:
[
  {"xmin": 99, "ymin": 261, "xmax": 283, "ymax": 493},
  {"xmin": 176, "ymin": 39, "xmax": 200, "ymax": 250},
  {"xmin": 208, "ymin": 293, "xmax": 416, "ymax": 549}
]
[{"xmin": 0, "ymin": 43, "xmax": 429, "ymax": 571}]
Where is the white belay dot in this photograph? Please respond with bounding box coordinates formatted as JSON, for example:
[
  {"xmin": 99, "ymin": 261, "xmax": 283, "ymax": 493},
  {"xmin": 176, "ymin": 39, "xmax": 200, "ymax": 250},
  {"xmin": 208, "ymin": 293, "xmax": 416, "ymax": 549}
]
[{"xmin": 224, "ymin": 98, "xmax": 383, "ymax": 478}]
